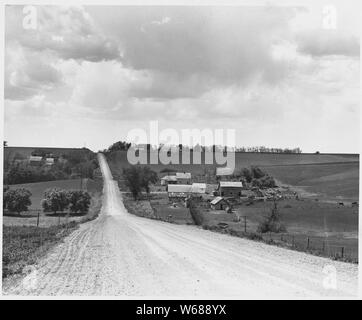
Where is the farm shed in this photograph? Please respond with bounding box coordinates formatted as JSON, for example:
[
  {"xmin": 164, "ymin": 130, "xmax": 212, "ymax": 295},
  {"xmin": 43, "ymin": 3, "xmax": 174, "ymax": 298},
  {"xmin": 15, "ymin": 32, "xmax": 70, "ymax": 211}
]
[
  {"xmin": 218, "ymin": 181, "xmax": 243, "ymax": 197},
  {"xmin": 29, "ymin": 156, "xmax": 43, "ymax": 166},
  {"xmin": 210, "ymin": 197, "xmax": 229, "ymax": 210},
  {"xmin": 176, "ymin": 172, "xmax": 192, "ymax": 184},
  {"xmin": 167, "ymin": 184, "xmax": 192, "ymax": 198},
  {"xmin": 161, "ymin": 175, "xmax": 178, "ymax": 186}
]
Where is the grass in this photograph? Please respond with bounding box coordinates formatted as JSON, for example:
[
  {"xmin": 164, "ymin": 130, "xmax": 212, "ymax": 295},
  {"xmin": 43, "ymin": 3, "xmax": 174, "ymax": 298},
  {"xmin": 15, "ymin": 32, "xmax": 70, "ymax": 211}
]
[
  {"xmin": 123, "ymin": 193, "xmax": 193, "ymax": 224},
  {"xmin": 263, "ymin": 162, "xmax": 359, "ymax": 201},
  {"xmin": 199, "ymin": 198, "xmax": 358, "ymax": 262},
  {"xmin": 2, "ymin": 190, "xmax": 103, "ymax": 280},
  {"xmin": 3, "ymin": 222, "xmax": 78, "ymax": 279}
]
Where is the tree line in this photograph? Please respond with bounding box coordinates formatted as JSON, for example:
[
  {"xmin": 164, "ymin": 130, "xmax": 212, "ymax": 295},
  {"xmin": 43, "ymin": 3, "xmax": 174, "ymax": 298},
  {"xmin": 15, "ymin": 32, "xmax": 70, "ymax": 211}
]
[{"xmin": 102, "ymin": 140, "xmax": 302, "ymax": 154}]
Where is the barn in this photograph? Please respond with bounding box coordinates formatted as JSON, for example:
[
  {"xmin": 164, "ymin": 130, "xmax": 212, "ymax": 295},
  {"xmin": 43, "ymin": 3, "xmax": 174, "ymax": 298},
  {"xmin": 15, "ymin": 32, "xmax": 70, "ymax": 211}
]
[{"xmin": 218, "ymin": 181, "xmax": 243, "ymax": 197}]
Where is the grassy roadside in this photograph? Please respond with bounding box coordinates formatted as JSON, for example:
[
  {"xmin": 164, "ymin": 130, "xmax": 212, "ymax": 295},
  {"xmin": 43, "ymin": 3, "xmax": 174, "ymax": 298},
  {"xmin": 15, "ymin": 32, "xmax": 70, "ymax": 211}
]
[{"xmin": 2, "ymin": 192, "xmax": 103, "ymax": 280}]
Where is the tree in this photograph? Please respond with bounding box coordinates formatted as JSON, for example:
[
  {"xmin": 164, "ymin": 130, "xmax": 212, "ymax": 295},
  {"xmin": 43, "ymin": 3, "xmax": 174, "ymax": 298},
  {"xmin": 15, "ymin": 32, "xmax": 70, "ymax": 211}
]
[
  {"xmin": 241, "ymin": 168, "xmax": 253, "ymax": 183},
  {"xmin": 141, "ymin": 167, "xmax": 158, "ymax": 195},
  {"xmin": 107, "ymin": 141, "xmax": 131, "ymax": 152},
  {"xmin": 68, "ymin": 190, "xmax": 91, "ymax": 213},
  {"xmin": 5, "ymin": 188, "xmax": 32, "ymax": 215},
  {"xmin": 123, "ymin": 166, "xmax": 158, "ymax": 200},
  {"xmin": 251, "ymin": 166, "xmax": 266, "ymax": 179},
  {"xmin": 41, "ymin": 188, "xmax": 69, "ymax": 214},
  {"xmin": 123, "ymin": 166, "xmax": 143, "ymax": 200},
  {"xmin": 257, "ymin": 199, "xmax": 286, "ymax": 233},
  {"xmin": 31, "ymin": 149, "xmax": 47, "ymax": 157}
]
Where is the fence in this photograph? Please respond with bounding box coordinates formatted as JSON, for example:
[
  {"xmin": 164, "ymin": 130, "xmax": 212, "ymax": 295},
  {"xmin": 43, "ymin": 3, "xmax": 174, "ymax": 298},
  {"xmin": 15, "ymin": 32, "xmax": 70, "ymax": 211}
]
[
  {"xmin": 205, "ymin": 214, "xmax": 358, "ymax": 263},
  {"xmin": 4, "ymin": 208, "xmax": 73, "ymax": 228},
  {"xmin": 259, "ymin": 232, "xmax": 358, "ymax": 261}
]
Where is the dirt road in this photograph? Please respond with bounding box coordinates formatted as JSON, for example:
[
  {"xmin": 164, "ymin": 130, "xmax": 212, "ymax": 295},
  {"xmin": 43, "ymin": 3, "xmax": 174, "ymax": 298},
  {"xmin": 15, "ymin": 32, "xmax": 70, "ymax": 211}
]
[{"xmin": 5, "ymin": 154, "xmax": 358, "ymax": 297}]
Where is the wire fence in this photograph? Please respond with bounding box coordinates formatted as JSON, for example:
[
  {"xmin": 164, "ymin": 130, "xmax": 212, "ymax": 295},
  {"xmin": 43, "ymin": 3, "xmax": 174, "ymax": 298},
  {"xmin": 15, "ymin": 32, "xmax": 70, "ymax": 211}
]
[{"xmin": 259, "ymin": 232, "xmax": 357, "ymax": 262}]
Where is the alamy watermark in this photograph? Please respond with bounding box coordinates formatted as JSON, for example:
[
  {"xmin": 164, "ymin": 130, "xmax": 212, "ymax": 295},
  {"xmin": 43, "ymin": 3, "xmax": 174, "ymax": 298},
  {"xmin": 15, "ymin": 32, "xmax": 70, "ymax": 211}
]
[{"xmin": 126, "ymin": 121, "xmax": 236, "ymax": 171}]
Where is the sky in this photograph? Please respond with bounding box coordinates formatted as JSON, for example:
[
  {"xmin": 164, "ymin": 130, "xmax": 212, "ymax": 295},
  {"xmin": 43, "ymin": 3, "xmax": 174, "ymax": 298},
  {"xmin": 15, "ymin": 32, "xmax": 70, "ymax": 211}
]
[{"xmin": 3, "ymin": 2, "xmax": 360, "ymax": 153}]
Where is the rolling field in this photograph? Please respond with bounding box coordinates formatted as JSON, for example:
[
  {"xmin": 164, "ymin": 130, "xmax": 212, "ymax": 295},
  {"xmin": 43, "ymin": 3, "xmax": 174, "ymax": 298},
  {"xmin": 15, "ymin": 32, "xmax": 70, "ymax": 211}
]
[
  {"xmin": 108, "ymin": 151, "xmax": 359, "ymax": 201},
  {"xmin": 4, "ymin": 146, "xmax": 86, "ymax": 162}
]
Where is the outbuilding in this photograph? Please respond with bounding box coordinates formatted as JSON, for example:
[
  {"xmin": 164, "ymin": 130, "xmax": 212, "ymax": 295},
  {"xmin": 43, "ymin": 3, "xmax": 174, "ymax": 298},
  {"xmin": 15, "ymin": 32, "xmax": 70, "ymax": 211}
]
[
  {"xmin": 210, "ymin": 196, "xmax": 229, "ymax": 210},
  {"xmin": 218, "ymin": 181, "xmax": 243, "ymax": 197},
  {"xmin": 161, "ymin": 175, "xmax": 178, "ymax": 186}
]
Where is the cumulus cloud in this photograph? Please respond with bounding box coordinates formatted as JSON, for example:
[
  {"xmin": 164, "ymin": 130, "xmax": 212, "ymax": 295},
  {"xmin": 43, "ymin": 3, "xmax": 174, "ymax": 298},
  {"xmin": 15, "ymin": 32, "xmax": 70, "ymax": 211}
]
[
  {"xmin": 5, "ymin": 43, "xmax": 63, "ymax": 100},
  {"xmin": 5, "ymin": 5, "xmax": 121, "ymax": 62},
  {"xmin": 296, "ymin": 29, "xmax": 360, "ymax": 57},
  {"xmin": 3, "ymin": 5, "xmax": 360, "ymax": 152}
]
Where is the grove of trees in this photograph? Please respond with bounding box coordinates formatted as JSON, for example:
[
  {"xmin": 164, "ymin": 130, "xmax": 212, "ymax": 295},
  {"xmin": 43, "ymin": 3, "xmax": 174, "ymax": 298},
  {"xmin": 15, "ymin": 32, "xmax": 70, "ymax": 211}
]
[{"xmin": 41, "ymin": 188, "xmax": 91, "ymax": 215}]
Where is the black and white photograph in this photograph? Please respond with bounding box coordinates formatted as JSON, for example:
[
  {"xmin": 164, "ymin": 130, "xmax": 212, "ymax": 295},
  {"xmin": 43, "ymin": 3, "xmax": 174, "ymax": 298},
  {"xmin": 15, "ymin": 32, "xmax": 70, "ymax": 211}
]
[{"xmin": 0, "ymin": 0, "xmax": 360, "ymax": 302}]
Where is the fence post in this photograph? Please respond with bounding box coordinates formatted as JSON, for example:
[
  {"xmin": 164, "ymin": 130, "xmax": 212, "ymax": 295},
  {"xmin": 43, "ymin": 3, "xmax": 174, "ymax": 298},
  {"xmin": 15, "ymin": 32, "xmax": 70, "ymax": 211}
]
[
  {"xmin": 243, "ymin": 216, "xmax": 247, "ymax": 233},
  {"xmin": 341, "ymin": 247, "xmax": 344, "ymax": 259},
  {"xmin": 37, "ymin": 211, "xmax": 40, "ymax": 227},
  {"xmin": 307, "ymin": 237, "xmax": 310, "ymax": 250}
]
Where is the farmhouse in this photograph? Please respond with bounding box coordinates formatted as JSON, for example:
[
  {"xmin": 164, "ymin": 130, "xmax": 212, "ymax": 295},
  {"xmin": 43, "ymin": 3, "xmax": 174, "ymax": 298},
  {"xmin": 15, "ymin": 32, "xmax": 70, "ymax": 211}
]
[
  {"xmin": 29, "ymin": 156, "xmax": 43, "ymax": 166},
  {"xmin": 176, "ymin": 172, "xmax": 191, "ymax": 184},
  {"xmin": 161, "ymin": 175, "xmax": 178, "ymax": 186},
  {"xmin": 210, "ymin": 196, "xmax": 229, "ymax": 210},
  {"xmin": 218, "ymin": 181, "xmax": 243, "ymax": 197}
]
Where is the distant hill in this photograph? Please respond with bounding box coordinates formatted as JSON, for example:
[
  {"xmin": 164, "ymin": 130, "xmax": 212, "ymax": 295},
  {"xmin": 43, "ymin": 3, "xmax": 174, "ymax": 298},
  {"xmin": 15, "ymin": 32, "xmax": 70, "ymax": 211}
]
[{"xmin": 4, "ymin": 146, "xmax": 93, "ymax": 162}]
